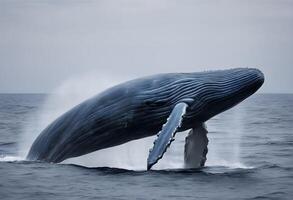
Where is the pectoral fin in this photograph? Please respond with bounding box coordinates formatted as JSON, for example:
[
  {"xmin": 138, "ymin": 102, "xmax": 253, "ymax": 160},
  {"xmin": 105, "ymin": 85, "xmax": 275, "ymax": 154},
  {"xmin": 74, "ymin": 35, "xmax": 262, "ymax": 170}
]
[
  {"xmin": 147, "ymin": 102, "xmax": 188, "ymax": 170},
  {"xmin": 184, "ymin": 123, "xmax": 209, "ymax": 168}
]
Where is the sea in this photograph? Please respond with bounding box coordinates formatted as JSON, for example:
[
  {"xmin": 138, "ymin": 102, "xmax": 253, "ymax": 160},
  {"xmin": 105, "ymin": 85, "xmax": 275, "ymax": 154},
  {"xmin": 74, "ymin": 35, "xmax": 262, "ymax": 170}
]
[{"xmin": 0, "ymin": 93, "xmax": 292, "ymax": 200}]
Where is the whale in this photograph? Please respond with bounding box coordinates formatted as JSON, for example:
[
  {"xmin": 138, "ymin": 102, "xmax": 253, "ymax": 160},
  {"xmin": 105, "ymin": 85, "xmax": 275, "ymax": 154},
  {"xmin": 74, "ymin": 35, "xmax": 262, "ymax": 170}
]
[{"xmin": 27, "ymin": 68, "xmax": 264, "ymax": 170}]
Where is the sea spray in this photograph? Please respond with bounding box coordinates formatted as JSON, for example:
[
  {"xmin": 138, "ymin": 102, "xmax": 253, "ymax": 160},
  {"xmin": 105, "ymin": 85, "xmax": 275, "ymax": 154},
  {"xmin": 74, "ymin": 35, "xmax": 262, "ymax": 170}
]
[
  {"xmin": 19, "ymin": 71, "xmax": 119, "ymax": 158},
  {"xmin": 206, "ymin": 105, "xmax": 249, "ymax": 168}
]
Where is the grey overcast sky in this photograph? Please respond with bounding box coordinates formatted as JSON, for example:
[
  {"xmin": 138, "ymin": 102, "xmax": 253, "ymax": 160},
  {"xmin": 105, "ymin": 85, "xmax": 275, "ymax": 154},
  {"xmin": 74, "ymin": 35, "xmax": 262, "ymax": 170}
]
[{"xmin": 0, "ymin": 0, "xmax": 292, "ymax": 93}]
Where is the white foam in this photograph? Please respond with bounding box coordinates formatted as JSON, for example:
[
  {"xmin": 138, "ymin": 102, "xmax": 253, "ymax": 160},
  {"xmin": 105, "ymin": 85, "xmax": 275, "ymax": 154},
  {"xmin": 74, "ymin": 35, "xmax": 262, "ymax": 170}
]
[
  {"xmin": 206, "ymin": 159, "xmax": 254, "ymax": 169},
  {"xmin": 0, "ymin": 155, "xmax": 23, "ymax": 162}
]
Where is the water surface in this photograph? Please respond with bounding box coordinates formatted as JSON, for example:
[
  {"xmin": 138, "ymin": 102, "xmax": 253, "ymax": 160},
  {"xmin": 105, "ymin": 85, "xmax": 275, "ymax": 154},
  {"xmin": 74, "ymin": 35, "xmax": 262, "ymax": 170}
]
[{"xmin": 0, "ymin": 94, "xmax": 292, "ymax": 199}]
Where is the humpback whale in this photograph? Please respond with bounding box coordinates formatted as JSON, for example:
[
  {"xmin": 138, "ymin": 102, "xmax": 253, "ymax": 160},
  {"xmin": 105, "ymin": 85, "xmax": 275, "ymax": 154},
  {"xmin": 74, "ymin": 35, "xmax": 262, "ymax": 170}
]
[{"xmin": 27, "ymin": 68, "xmax": 264, "ymax": 170}]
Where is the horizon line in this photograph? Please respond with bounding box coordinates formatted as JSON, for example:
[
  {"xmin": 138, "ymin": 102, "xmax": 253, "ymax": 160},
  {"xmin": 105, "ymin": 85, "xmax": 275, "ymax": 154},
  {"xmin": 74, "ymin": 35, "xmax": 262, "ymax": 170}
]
[{"xmin": 0, "ymin": 92, "xmax": 292, "ymax": 95}]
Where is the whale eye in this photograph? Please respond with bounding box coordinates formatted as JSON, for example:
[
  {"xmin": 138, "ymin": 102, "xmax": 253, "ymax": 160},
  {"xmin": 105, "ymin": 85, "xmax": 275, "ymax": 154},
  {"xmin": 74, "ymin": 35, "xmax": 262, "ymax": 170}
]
[{"xmin": 145, "ymin": 100, "xmax": 167, "ymax": 107}]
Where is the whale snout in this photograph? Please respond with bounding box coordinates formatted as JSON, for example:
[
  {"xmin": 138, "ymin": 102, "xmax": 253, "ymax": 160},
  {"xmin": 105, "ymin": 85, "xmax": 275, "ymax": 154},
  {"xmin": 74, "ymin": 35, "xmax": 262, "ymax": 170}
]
[
  {"xmin": 220, "ymin": 68, "xmax": 265, "ymax": 108},
  {"xmin": 244, "ymin": 68, "xmax": 265, "ymax": 94},
  {"xmin": 251, "ymin": 68, "xmax": 265, "ymax": 88},
  {"xmin": 191, "ymin": 68, "xmax": 265, "ymax": 121}
]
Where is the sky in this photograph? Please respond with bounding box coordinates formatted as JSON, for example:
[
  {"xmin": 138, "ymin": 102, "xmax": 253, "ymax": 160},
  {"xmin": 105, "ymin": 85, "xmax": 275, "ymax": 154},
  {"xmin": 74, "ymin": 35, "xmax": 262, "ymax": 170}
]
[{"xmin": 0, "ymin": 0, "xmax": 292, "ymax": 93}]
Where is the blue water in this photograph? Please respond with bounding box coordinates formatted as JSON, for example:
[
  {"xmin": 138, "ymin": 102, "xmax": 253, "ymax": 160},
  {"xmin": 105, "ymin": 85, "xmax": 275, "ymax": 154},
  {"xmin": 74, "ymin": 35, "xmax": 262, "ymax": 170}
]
[{"xmin": 0, "ymin": 94, "xmax": 293, "ymax": 199}]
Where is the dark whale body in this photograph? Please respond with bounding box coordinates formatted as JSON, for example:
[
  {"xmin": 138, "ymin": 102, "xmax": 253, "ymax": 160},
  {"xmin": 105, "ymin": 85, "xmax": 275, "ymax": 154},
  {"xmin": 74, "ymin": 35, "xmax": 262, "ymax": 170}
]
[{"xmin": 27, "ymin": 68, "xmax": 264, "ymax": 169}]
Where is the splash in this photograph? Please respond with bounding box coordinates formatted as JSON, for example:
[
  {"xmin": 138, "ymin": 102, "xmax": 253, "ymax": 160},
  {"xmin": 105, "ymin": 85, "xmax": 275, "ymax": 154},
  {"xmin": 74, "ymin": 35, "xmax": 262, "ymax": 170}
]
[
  {"xmin": 0, "ymin": 155, "xmax": 23, "ymax": 162},
  {"xmin": 206, "ymin": 105, "xmax": 249, "ymax": 169},
  {"xmin": 19, "ymin": 71, "xmax": 120, "ymax": 158},
  {"xmin": 63, "ymin": 132, "xmax": 187, "ymax": 170}
]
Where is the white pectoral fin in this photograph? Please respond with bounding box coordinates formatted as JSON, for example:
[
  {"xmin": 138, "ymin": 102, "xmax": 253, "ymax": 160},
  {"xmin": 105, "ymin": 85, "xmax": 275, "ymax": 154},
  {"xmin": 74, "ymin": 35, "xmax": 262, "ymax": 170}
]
[
  {"xmin": 147, "ymin": 102, "xmax": 188, "ymax": 170},
  {"xmin": 184, "ymin": 123, "xmax": 209, "ymax": 169}
]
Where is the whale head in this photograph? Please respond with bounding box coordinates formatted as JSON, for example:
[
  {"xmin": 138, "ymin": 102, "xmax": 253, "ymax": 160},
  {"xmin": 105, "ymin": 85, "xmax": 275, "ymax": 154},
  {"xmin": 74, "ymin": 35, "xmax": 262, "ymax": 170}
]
[
  {"xmin": 139, "ymin": 68, "xmax": 264, "ymax": 126},
  {"xmin": 182, "ymin": 68, "xmax": 264, "ymax": 122}
]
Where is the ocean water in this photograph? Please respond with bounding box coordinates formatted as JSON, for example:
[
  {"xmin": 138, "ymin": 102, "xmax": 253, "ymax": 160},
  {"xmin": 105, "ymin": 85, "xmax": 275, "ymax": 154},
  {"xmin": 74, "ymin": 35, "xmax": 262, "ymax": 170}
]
[{"xmin": 0, "ymin": 93, "xmax": 292, "ymax": 199}]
